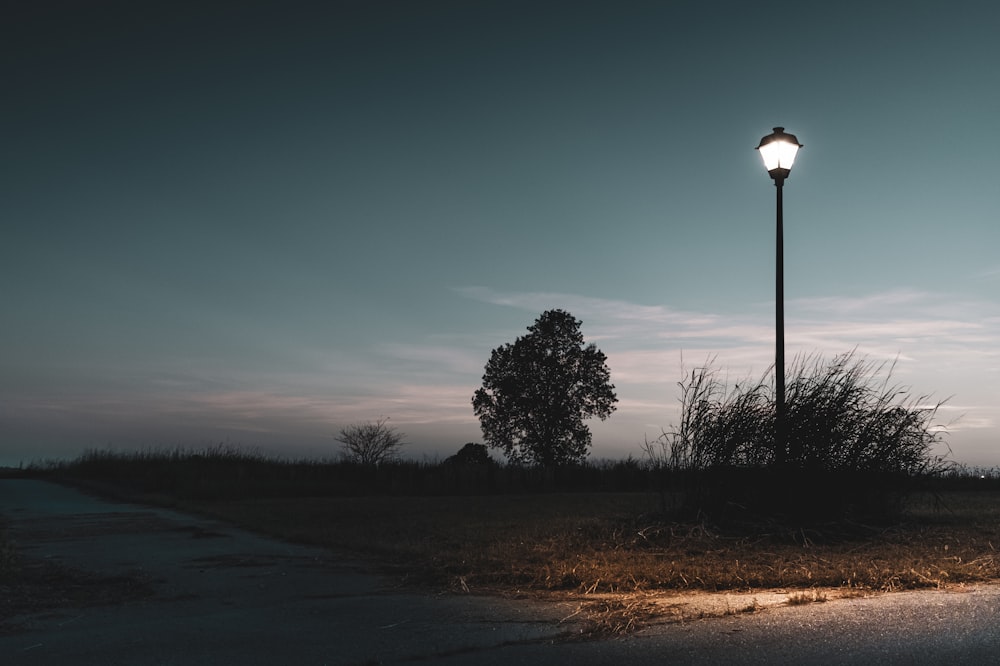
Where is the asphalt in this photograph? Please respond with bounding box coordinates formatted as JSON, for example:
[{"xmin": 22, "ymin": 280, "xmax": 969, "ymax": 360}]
[{"xmin": 2, "ymin": 479, "xmax": 999, "ymax": 664}]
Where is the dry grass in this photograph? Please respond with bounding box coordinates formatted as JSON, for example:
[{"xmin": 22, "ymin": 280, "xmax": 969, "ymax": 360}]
[
  {"xmin": 182, "ymin": 490, "xmax": 1000, "ymax": 599},
  {"xmin": 786, "ymin": 589, "xmax": 827, "ymax": 605}
]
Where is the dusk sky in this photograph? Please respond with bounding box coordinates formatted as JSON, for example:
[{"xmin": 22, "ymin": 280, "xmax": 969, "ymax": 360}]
[{"xmin": 3, "ymin": 1, "xmax": 999, "ymax": 467}]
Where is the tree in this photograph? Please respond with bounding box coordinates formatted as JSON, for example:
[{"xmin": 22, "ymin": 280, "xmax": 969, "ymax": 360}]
[
  {"xmin": 472, "ymin": 309, "xmax": 617, "ymax": 466},
  {"xmin": 445, "ymin": 442, "xmax": 493, "ymax": 466},
  {"xmin": 336, "ymin": 417, "xmax": 405, "ymax": 465}
]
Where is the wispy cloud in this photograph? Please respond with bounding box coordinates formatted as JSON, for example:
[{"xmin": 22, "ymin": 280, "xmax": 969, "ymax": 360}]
[
  {"xmin": 788, "ymin": 289, "xmax": 930, "ymax": 315},
  {"xmin": 977, "ymin": 266, "xmax": 1000, "ymax": 281},
  {"xmin": 377, "ymin": 341, "xmax": 484, "ymax": 377},
  {"xmin": 6, "ymin": 284, "xmax": 996, "ymax": 465},
  {"xmin": 457, "ymin": 285, "xmax": 999, "ymax": 359},
  {"xmin": 454, "ymin": 286, "xmax": 720, "ymax": 333},
  {"xmin": 453, "ymin": 285, "xmax": 1000, "ymax": 460}
]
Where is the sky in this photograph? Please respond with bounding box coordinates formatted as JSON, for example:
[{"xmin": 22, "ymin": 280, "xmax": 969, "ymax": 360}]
[{"xmin": 2, "ymin": 0, "xmax": 999, "ymax": 467}]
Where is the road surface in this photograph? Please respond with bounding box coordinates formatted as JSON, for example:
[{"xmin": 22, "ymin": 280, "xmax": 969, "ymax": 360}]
[{"xmin": 2, "ymin": 479, "xmax": 999, "ymax": 664}]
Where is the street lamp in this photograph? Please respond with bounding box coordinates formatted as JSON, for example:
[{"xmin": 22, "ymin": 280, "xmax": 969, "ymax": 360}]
[{"xmin": 756, "ymin": 126, "xmax": 802, "ymax": 468}]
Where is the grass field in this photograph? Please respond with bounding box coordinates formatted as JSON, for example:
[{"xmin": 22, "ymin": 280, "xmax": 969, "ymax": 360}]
[
  {"xmin": 24, "ymin": 450, "xmax": 1000, "ymax": 597},
  {"xmin": 180, "ymin": 489, "xmax": 1000, "ymax": 597},
  {"xmin": 6, "ymin": 452, "xmax": 1000, "ymax": 634}
]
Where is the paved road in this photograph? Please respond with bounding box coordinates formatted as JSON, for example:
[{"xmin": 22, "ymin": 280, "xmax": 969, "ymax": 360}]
[{"xmin": 2, "ymin": 479, "xmax": 999, "ymax": 664}]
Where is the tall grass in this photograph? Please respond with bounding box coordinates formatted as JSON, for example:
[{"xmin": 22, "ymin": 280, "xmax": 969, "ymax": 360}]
[
  {"xmin": 784, "ymin": 353, "xmax": 949, "ymax": 475},
  {"xmin": 643, "ymin": 351, "xmax": 952, "ymax": 521},
  {"xmin": 39, "ymin": 446, "xmax": 653, "ymax": 501}
]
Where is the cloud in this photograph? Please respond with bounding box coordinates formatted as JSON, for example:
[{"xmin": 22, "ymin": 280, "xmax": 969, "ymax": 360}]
[
  {"xmin": 376, "ymin": 341, "xmax": 484, "ymax": 377},
  {"xmin": 462, "ymin": 285, "xmax": 964, "ymax": 349},
  {"xmin": 977, "ymin": 266, "xmax": 1000, "ymax": 280},
  {"xmin": 6, "ymin": 284, "xmax": 997, "ymax": 465},
  {"xmin": 454, "ymin": 285, "xmax": 1000, "ymax": 451},
  {"xmin": 788, "ymin": 289, "xmax": 930, "ymax": 315},
  {"xmin": 454, "ymin": 286, "xmax": 720, "ymax": 334},
  {"xmin": 456, "ymin": 285, "xmax": 998, "ymax": 356}
]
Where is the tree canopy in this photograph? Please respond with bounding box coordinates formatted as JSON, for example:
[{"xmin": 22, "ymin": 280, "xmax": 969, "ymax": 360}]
[{"xmin": 472, "ymin": 309, "xmax": 617, "ymax": 466}]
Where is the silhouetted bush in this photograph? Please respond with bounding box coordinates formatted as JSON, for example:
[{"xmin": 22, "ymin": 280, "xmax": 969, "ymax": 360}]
[
  {"xmin": 643, "ymin": 352, "xmax": 952, "ymax": 521},
  {"xmin": 444, "ymin": 443, "xmax": 494, "ymax": 466}
]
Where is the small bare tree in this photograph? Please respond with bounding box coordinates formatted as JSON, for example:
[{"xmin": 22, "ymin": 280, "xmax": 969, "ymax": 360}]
[{"xmin": 336, "ymin": 417, "xmax": 405, "ymax": 465}]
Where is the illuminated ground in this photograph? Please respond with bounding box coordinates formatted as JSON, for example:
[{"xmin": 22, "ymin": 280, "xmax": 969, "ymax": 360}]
[{"xmin": 2, "ymin": 480, "xmax": 998, "ymax": 664}]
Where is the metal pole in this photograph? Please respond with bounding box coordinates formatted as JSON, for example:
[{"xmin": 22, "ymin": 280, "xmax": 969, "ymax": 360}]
[{"xmin": 774, "ymin": 177, "xmax": 786, "ymax": 467}]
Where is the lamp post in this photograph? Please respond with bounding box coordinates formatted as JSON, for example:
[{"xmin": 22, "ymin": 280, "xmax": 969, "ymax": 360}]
[{"xmin": 756, "ymin": 127, "xmax": 802, "ymax": 468}]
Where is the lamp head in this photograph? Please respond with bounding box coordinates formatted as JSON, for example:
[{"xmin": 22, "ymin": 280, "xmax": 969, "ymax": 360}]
[{"xmin": 756, "ymin": 127, "xmax": 802, "ymax": 182}]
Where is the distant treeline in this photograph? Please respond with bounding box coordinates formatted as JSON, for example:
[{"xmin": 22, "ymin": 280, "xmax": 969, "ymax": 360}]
[
  {"xmin": 31, "ymin": 446, "xmax": 651, "ymax": 500},
  {"xmin": 25, "ymin": 446, "xmax": 1000, "ymax": 503}
]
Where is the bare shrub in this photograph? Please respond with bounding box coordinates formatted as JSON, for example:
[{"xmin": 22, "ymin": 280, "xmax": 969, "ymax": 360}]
[{"xmin": 336, "ymin": 417, "xmax": 406, "ymax": 466}]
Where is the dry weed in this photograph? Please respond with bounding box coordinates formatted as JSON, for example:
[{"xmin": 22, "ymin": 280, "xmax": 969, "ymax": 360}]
[{"xmin": 786, "ymin": 589, "xmax": 827, "ymax": 605}]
